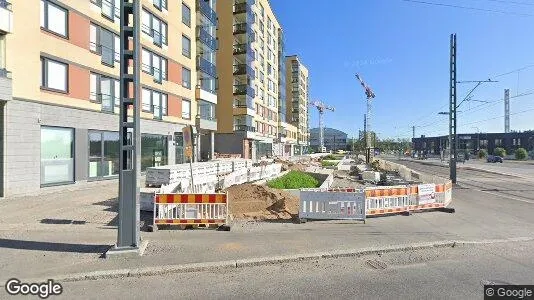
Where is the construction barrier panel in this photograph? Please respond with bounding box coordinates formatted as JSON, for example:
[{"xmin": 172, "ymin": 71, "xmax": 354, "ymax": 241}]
[
  {"xmin": 153, "ymin": 193, "xmax": 228, "ymax": 227},
  {"xmin": 365, "ymin": 186, "xmax": 413, "ymax": 216},
  {"xmin": 299, "ymin": 190, "xmax": 365, "ymax": 222}
]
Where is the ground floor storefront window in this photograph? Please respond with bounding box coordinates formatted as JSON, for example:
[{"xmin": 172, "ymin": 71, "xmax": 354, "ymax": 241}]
[
  {"xmin": 40, "ymin": 126, "xmax": 74, "ymax": 186},
  {"xmin": 88, "ymin": 131, "xmax": 119, "ymax": 179},
  {"xmin": 141, "ymin": 134, "xmax": 168, "ymax": 171}
]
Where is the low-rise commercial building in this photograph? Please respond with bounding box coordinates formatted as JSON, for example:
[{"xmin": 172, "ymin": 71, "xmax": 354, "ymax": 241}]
[{"xmin": 310, "ymin": 127, "xmax": 348, "ymax": 152}]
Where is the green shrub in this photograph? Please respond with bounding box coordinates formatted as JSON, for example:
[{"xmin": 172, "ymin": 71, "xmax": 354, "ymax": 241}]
[
  {"xmin": 515, "ymin": 148, "xmax": 528, "ymax": 160},
  {"xmin": 494, "ymin": 147, "xmax": 506, "ymax": 157},
  {"xmin": 321, "ymin": 154, "xmax": 338, "ymax": 161},
  {"xmin": 478, "ymin": 149, "xmax": 488, "ymax": 159},
  {"xmin": 321, "ymin": 161, "xmax": 337, "ymax": 167},
  {"xmin": 267, "ymin": 171, "xmax": 320, "ymax": 189}
]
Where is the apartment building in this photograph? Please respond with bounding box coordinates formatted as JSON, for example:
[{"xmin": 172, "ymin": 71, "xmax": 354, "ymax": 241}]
[
  {"xmin": 215, "ymin": 0, "xmax": 282, "ymax": 159},
  {"xmin": 285, "ymin": 55, "xmax": 310, "ymax": 155},
  {"xmin": 0, "ymin": 0, "xmax": 217, "ymax": 196}
]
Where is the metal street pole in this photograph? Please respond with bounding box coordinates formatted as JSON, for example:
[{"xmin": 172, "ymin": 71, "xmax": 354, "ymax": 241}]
[
  {"xmin": 449, "ymin": 33, "xmax": 458, "ymax": 184},
  {"xmin": 107, "ymin": 0, "xmax": 142, "ymax": 257}
]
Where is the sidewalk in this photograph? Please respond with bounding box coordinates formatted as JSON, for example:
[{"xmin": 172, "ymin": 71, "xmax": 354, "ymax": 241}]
[{"xmin": 1, "ymin": 176, "xmax": 534, "ymax": 283}]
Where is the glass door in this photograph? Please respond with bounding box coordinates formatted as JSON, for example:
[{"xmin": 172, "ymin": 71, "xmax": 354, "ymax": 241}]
[{"xmin": 41, "ymin": 127, "xmax": 74, "ymax": 185}]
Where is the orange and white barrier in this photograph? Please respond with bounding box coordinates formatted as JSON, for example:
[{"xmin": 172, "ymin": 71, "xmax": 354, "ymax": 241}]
[
  {"xmin": 365, "ymin": 186, "xmax": 413, "ymax": 216},
  {"xmin": 153, "ymin": 193, "xmax": 228, "ymax": 228}
]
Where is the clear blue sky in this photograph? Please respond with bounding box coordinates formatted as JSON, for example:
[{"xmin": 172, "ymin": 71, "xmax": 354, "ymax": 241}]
[{"xmin": 270, "ymin": 0, "xmax": 534, "ymax": 139}]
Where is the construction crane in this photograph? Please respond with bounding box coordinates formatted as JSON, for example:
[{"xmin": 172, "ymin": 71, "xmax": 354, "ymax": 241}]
[
  {"xmin": 355, "ymin": 73, "xmax": 376, "ymax": 163},
  {"xmin": 310, "ymin": 100, "xmax": 335, "ymax": 153}
]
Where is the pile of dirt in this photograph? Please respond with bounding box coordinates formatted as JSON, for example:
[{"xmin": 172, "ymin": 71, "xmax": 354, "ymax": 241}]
[
  {"xmin": 274, "ymin": 158, "xmax": 308, "ymax": 172},
  {"xmin": 225, "ymin": 184, "xmax": 299, "ymax": 221}
]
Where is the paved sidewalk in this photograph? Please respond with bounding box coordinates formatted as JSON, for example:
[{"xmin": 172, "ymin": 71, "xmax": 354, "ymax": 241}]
[{"xmin": 0, "ymin": 176, "xmax": 533, "ymax": 283}]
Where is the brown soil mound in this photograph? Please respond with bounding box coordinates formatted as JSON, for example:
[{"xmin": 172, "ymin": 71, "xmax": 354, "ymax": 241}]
[{"xmin": 226, "ymin": 184, "xmax": 299, "ymax": 221}]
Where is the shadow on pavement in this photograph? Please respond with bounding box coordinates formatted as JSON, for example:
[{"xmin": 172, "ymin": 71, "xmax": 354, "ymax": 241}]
[
  {"xmin": 0, "ymin": 238, "xmax": 110, "ymax": 254},
  {"xmin": 93, "ymin": 197, "xmax": 154, "ymax": 232}
]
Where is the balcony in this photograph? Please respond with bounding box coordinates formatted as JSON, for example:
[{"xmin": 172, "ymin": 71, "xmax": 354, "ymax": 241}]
[
  {"xmin": 233, "ymin": 43, "xmax": 255, "ymax": 60},
  {"xmin": 196, "ymin": 115, "xmax": 217, "ymax": 131},
  {"xmin": 0, "ymin": 0, "xmax": 12, "ymax": 34},
  {"xmin": 234, "ymin": 125, "xmax": 255, "ymax": 132},
  {"xmin": 233, "ymin": 84, "xmax": 255, "ymax": 98},
  {"xmin": 197, "ymin": 56, "xmax": 217, "ymax": 78},
  {"xmin": 196, "ymin": 26, "xmax": 217, "ymax": 51},
  {"xmin": 233, "ymin": 2, "xmax": 248, "ymax": 14},
  {"xmin": 233, "ymin": 64, "xmax": 255, "ymax": 78},
  {"xmin": 233, "ymin": 98, "xmax": 254, "ymax": 110},
  {"xmin": 197, "ymin": 0, "xmax": 217, "ymax": 25}
]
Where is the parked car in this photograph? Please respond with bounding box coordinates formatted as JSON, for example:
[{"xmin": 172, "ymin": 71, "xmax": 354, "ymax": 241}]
[{"xmin": 487, "ymin": 155, "xmax": 503, "ymax": 163}]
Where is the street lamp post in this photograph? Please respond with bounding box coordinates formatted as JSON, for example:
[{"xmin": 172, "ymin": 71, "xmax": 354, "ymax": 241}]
[{"xmin": 472, "ymin": 126, "xmax": 480, "ymax": 154}]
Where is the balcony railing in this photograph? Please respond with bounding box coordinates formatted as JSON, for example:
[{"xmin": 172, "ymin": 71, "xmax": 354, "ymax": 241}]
[
  {"xmin": 233, "ymin": 23, "xmax": 249, "ymax": 34},
  {"xmin": 197, "ymin": 0, "xmax": 217, "ymax": 25},
  {"xmin": 234, "ymin": 125, "xmax": 255, "ymax": 132},
  {"xmin": 233, "ymin": 64, "xmax": 255, "ymax": 78},
  {"xmin": 233, "ymin": 43, "xmax": 255, "ymax": 60},
  {"xmin": 233, "ymin": 98, "xmax": 254, "ymax": 110},
  {"xmin": 233, "ymin": 2, "xmax": 248, "ymax": 14},
  {"xmin": 197, "ymin": 56, "xmax": 217, "ymax": 78},
  {"xmin": 233, "ymin": 84, "xmax": 255, "ymax": 97},
  {"xmin": 196, "ymin": 26, "xmax": 217, "ymax": 51}
]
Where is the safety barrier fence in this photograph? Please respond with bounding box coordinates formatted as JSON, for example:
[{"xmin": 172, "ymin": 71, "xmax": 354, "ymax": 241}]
[
  {"xmin": 299, "ymin": 181, "xmax": 453, "ymax": 221},
  {"xmin": 153, "ymin": 193, "xmax": 228, "ymax": 228}
]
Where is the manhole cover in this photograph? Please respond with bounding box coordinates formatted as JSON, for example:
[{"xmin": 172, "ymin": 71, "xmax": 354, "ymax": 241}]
[{"xmin": 365, "ymin": 259, "xmax": 387, "ymax": 270}]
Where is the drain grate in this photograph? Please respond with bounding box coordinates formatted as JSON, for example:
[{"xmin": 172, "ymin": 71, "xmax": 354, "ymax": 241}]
[{"xmin": 365, "ymin": 259, "xmax": 388, "ymax": 270}]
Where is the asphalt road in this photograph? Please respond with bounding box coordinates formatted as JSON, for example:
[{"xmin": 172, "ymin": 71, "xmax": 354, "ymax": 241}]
[
  {"xmin": 54, "ymin": 240, "xmax": 534, "ymax": 299},
  {"xmin": 391, "ymin": 158, "xmax": 534, "ymax": 204}
]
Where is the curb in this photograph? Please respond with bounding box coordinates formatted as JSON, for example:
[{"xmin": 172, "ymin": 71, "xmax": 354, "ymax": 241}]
[
  {"xmin": 460, "ymin": 166, "xmax": 531, "ymax": 180},
  {"xmin": 12, "ymin": 237, "xmax": 534, "ymax": 284}
]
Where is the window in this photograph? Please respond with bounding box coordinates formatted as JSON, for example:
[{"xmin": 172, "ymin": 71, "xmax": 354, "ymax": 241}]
[
  {"xmin": 89, "ymin": 131, "xmax": 120, "ymax": 179},
  {"xmin": 260, "ymin": 4, "xmax": 264, "ymax": 18},
  {"xmin": 41, "ymin": 126, "xmax": 74, "ymax": 185},
  {"xmin": 182, "ymin": 99, "xmax": 191, "ymax": 119},
  {"xmin": 141, "ymin": 134, "xmax": 168, "ymax": 171},
  {"xmin": 142, "ymin": 88, "xmax": 168, "ymax": 118},
  {"xmin": 153, "ymin": 0, "xmax": 167, "ymax": 11},
  {"xmin": 182, "ymin": 67, "xmax": 191, "ymax": 89},
  {"xmin": 182, "ymin": 35, "xmax": 191, "ymax": 58},
  {"xmin": 267, "ymin": 18, "xmax": 272, "ymax": 31},
  {"xmin": 198, "ymin": 100, "xmax": 215, "ymax": 120},
  {"xmin": 267, "ymin": 64, "xmax": 272, "ymax": 76},
  {"xmin": 259, "ymin": 54, "xmax": 264, "ymax": 66},
  {"xmin": 142, "ymin": 9, "xmax": 168, "ymax": 47},
  {"xmin": 495, "ymin": 139, "xmax": 502, "ymax": 146},
  {"xmin": 182, "ymin": 3, "xmax": 191, "ymax": 27},
  {"xmin": 90, "ymin": 73, "xmax": 118, "ymax": 112},
  {"xmin": 259, "ymin": 71, "xmax": 264, "ymax": 83},
  {"xmin": 90, "ymin": 23, "xmax": 119, "ymax": 66},
  {"xmin": 40, "ymin": 0, "xmax": 68, "ymax": 38},
  {"xmin": 142, "ymin": 49, "xmax": 167, "ymax": 83},
  {"xmin": 90, "ymin": 0, "xmax": 120, "ymax": 20},
  {"xmin": 41, "ymin": 57, "xmax": 68, "ymax": 92}
]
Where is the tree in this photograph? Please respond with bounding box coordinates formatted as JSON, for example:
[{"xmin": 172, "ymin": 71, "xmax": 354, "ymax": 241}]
[
  {"xmin": 494, "ymin": 147, "xmax": 506, "ymax": 157},
  {"xmin": 478, "ymin": 149, "xmax": 487, "ymax": 159},
  {"xmin": 515, "ymin": 148, "xmax": 528, "ymax": 160}
]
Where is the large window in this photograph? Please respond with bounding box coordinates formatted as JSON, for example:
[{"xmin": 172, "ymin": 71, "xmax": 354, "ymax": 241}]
[
  {"xmin": 198, "ymin": 100, "xmax": 215, "ymax": 120},
  {"xmin": 182, "ymin": 35, "xmax": 191, "ymax": 58},
  {"xmin": 142, "ymin": 9, "xmax": 168, "ymax": 47},
  {"xmin": 88, "ymin": 131, "xmax": 120, "ymax": 179},
  {"xmin": 142, "ymin": 88, "xmax": 168, "ymax": 119},
  {"xmin": 182, "ymin": 3, "xmax": 191, "ymax": 27},
  {"xmin": 142, "ymin": 49, "xmax": 167, "ymax": 83},
  {"xmin": 41, "ymin": 57, "xmax": 68, "ymax": 92},
  {"xmin": 40, "ymin": 0, "xmax": 68, "ymax": 38},
  {"xmin": 90, "ymin": 73, "xmax": 119, "ymax": 112},
  {"xmin": 41, "ymin": 127, "xmax": 74, "ymax": 186},
  {"xmin": 141, "ymin": 134, "xmax": 168, "ymax": 171},
  {"xmin": 182, "ymin": 67, "xmax": 191, "ymax": 89},
  {"xmin": 90, "ymin": 0, "xmax": 120, "ymax": 20},
  {"xmin": 182, "ymin": 99, "xmax": 191, "ymax": 119},
  {"xmin": 153, "ymin": 0, "xmax": 167, "ymax": 11},
  {"xmin": 90, "ymin": 23, "xmax": 119, "ymax": 66}
]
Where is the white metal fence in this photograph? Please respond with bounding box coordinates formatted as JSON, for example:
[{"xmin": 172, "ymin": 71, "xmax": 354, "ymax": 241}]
[{"xmin": 299, "ymin": 190, "xmax": 365, "ymax": 222}]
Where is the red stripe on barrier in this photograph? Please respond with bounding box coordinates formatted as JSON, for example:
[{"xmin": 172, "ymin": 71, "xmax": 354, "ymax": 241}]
[
  {"xmin": 195, "ymin": 194, "xmax": 202, "ymax": 203},
  {"xmin": 209, "ymin": 194, "xmax": 216, "ymax": 203}
]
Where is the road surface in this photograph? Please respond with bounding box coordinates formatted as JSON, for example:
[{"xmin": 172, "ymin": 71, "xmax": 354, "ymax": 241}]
[{"xmin": 53, "ymin": 240, "xmax": 534, "ymax": 299}]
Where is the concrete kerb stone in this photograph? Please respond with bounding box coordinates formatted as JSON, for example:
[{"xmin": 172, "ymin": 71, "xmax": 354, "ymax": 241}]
[{"xmin": 13, "ymin": 237, "xmax": 534, "ymax": 285}]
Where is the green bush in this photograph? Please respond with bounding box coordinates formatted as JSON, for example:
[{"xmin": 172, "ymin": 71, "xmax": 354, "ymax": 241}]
[
  {"xmin": 267, "ymin": 171, "xmax": 320, "ymax": 189},
  {"xmin": 478, "ymin": 149, "xmax": 488, "ymax": 159},
  {"xmin": 321, "ymin": 161, "xmax": 337, "ymax": 167},
  {"xmin": 321, "ymin": 154, "xmax": 338, "ymax": 161},
  {"xmin": 515, "ymin": 148, "xmax": 528, "ymax": 160},
  {"xmin": 494, "ymin": 147, "xmax": 506, "ymax": 157}
]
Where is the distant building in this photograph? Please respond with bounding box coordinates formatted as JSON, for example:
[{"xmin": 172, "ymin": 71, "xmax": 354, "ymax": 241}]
[
  {"xmin": 310, "ymin": 128, "xmax": 348, "ymax": 152},
  {"xmin": 412, "ymin": 131, "xmax": 534, "ymax": 156}
]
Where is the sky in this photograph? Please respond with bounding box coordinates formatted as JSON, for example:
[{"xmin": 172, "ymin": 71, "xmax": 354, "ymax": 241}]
[{"xmin": 269, "ymin": 0, "xmax": 534, "ymax": 140}]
